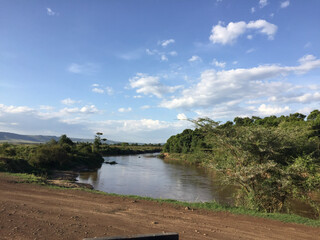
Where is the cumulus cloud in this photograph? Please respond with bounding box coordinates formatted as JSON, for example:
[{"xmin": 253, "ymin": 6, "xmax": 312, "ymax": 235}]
[
  {"xmin": 0, "ymin": 104, "xmax": 34, "ymax": 114},
  {"xmin": 0, "ymin": 103, "xmax": 191, "ymax": 143},
  {"xmin": 141, "ymin": 105, "xmax": 151, "ymax": 109},
  {"xmin": 61, "ymin": 98, "xmax": 80, "ymax": 106},
  {"xmin": 258, "ymin": 104, "xmax": 290, "ymax": 116},
  {"xmin": 268, "ymin": 92, "xmax": 320, "ymax": 104},
  {"xmin": 92, "ymin": 88, "xmax": 104, "ymax": 94},
  {"xmin": 159, "ymin": 39, "xmax": 175, "ymax": 47},
  {"xmin": 280, "ymin": 1, "xmax": 290, "ymax": 8},
  {"xmin": 91, "ymin": 84, "xmax": 113, "ymax": 95},
  {"xmin": 129, "ymin": 73, "xmax": 182, "ymax": 98},
  {"xmin": 259, "ymin": 0, "xmax": 268, "ymax": 8},
  {"xmin": 161, "ymin": 55, "xmax": 168, "ymax": 61},
  {"xmin": 60, "ymin": 105, "xmax": 99, "ymax": 115},
  {"xmin": 160, "ymin": 55, "xmax": 320, "ymax": 111},
  {"xmin": 189, "ymin": 55, "xmax": 202, "ymax": 62},
  {"xmin": 177, "ymin": 113, "xmax": 187, "ymax": 120},
  {"xmin": 251, "ymin": 7, "xmax": 256, "ymax": 13},
  {"xmin": 210, "ymin": 19, "xmax": 277, "ymax": 45},
  {"xmin": 169, "ymin": 51, "xmax": 178, "ymax": 56},
  {"xmin": 0, "ymin": 104, "xmax": 92, "ymax": 137},
  {"xmin": 105, "ymin": 87, "xmax": 114, "ymax": 95},
  {"xmin": 146, "ymin": 48, "xmax": 176, "ymax": 62},
  {"xmin": 212, "ymin": 59, "xmax": 226, "ymax": 68},
  {"xmin": 46, "ymin": 8, "xmax": 57, "ymax": 16},
  {"xmin": 97, "ymin": 118, "xmax": 191, "ymax": 143},
  {"xmin": 118, "ymin": 107, "xmax": 132, "ymax": 113}
]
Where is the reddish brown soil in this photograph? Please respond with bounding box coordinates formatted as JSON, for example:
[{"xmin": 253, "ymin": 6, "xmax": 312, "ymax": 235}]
[{"xmin": 0, "ymin": 173, "xmax": 319, "ymax": 240}]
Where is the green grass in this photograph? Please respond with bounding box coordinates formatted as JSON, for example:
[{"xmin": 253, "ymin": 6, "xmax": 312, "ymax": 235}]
[
  {"xmin": 5, "ymin": 172, "xmax": 320, "ymax": 227},
  {"xmin": 4, "ymin": 172, "xmax": 46, "ymax": 184},
  {"xmin": 77, "ymin": 189, "xmax": 320, "ymax": 227}
]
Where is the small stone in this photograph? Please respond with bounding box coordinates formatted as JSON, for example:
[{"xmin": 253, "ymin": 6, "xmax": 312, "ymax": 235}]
[{"xmin": 152, "ymin": 221, "xmax": 159, "ymax": 224}]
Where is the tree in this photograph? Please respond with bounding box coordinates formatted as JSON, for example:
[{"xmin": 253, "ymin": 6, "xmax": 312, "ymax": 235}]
[
  {"xmin": 193, "ymin": 119, "xmax": 320, "ymax": 213},
  {"xmin": 93, "ymin": 132, "xmax": 103, "ymax": 153},
  {"xmin": 307, "ymin": 109, "xmax": 320, "ymax": 121}
]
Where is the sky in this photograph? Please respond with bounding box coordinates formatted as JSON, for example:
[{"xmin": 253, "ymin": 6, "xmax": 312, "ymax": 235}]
[{"xmin": 0, "ymin": 0, "xmax": 320, "ymax": 143}]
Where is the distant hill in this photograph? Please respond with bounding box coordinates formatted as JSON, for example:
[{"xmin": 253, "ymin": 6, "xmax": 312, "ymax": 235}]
[{"xmin": 0, "ymin": 132, "xmax": 118, "ymax": 144}]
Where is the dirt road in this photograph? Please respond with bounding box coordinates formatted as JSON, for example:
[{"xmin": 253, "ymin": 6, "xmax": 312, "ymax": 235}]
[{"xmin": 0, "ymin": 173, "xmax": 319, "ymax": 240}]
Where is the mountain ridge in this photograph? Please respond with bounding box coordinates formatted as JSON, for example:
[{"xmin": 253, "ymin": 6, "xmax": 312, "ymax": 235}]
[{"xmin": 0, "ymin": 131, "xmax": 118, "ymax": 144}]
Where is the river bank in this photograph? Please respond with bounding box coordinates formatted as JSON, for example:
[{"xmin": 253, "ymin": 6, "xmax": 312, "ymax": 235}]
[{"xmin": 1, "ymin": 172, "xmax": 319, "ymax": 240}]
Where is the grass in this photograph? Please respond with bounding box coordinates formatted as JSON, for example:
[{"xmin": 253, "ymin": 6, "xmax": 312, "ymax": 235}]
[
  {"xmin": 4, "ymin": 172, "xmax": 47, "ymax": 184},
  {"xmin": 4, "ymin": 172, "xmax": 320, "ymax": 227}
]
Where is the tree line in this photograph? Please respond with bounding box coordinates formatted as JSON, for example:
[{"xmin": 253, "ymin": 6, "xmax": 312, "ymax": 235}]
[
  {"xmin": 163, "ymin": 110, "xmax": 320, "ymax": 216},
  {"xmin": 0, "ymin": 134, "xmax": 104, "ymax": 173}
]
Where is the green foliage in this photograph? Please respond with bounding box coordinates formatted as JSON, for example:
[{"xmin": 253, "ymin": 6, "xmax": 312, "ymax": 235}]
[
  {"xmin": 99, "ymin": 144, "xmax": 162, "ymax": 155},
  {"xmin": 28, "ymin": 144, "xmax": 71, "ymax": 169},
  {"xmin": 0, "ymin": 134, "xmax": 104, "ymax": 173},
  {"xmin": 163, "ymin": 110, "xmax": 320, "ymax": 216},
  {"xmin": 93, "ymin": 132, "xmax": 104, "ymax": 153}
]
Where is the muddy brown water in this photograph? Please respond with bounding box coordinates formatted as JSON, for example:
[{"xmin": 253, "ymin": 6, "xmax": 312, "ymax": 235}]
[
  {"xmin": 77, "ymin": 153, "xmax": 319, "ymax": 218},
  {"xmin": 77, "ymin": 153, "xmax": 233, "ymax": 204}
]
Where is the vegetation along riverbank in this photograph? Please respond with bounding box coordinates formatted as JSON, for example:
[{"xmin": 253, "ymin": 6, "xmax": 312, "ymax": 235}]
[{"xmin": 162, "ymin": 110, "xmax": 320, "ymax": 219}]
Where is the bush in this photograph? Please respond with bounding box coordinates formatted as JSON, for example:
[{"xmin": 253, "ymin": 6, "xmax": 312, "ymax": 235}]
[{"xmin": 28, "ymin": 145, "xmax": 71, "ymax": 170}]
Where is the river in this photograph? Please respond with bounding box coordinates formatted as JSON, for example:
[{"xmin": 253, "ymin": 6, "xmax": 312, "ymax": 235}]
[
  {"xmin": 77, "ymin": 153, "xmax": 319, "ymax": 218},
  {"xmin": 77, "ymin": 153, "xmax": 234, "ymax": 204}
]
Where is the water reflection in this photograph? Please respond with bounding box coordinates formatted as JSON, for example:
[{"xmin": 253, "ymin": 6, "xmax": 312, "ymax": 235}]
[{"xmin": 77, "ymin": 153, "xmax": 234, "ymax": 204}]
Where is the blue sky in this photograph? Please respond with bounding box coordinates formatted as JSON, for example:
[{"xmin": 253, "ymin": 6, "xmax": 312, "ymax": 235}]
[{"xmin": 1, "ymin": 0, "xmax": 320, "ymax": 142}]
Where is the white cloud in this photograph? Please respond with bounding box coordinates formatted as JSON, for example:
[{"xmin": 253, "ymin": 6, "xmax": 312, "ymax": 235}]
[
  {"xmin": 160, "ymin": 39, "xmax": 175, "ymax": 47},
  {"xmin": 61, "ymin": 105, "xmax": 99, "ymax": 115},
  {"xmin": 146, "ymin": 48, "xmax": 176, "ymax": 62},
  {"xmin": 46, "ymin": 8, "xmax": 56, "ymax": 16},
  {"xmin": 247, "ymin": 20, "xmax": 277, "ymax": 40},
  {"xmin": 160, "ymin": 55, "xmax": 320, "ymax": 110},
  {"xmin": 189, "ymin": 55, "xmax": 202, "ymax": 62},
  {"xmin": 247, "ymin": 35, "xmax": 253, "ymax": 40},
  {"xmin": 269, "ymin": 92, "xmax": 320, "ymax": 104},
  {"xmin": 246, "ymin": 48, "xmax": 255, "ymax": 54},
  {"xmin": 210, "ymin": 19, "xmax": 277, "ymax": 45},
  {"xmin": 61, "ymin": 98, "xmax": 81, "ymax": 106},
  {"xmin": 169, "ymin": 51, "xmax": 178, "ymax": 56},
  {"xmin": 97, "ymin": 118, "xmax": 191, "ymax": 143},
  {"xmin": 118, "ymin": 107, "xmax": 132, "ymax": 113},
  {"xmin": 210, "ymin": 21, "xmax": 247, "ymax": 45},
  {"xmin": 39, "ymin": 105, "xmax": 54, "ymax": 111},
  {"xmin": 92, "ymin": 83, "xmax": 99, "ymax": 87},
  {"xmin": 280, "ymin": 1, "xmax": 290, "ymax": 8},
  {"xmin": 129, "ymin": 73, "xmax": 182, "ymax": 98},
  {"xmin": 106, "ymin": 87, "xmax": 114, "ymax": 95},
  {"xmin": 92, "ymin": 88, "xmax": 104, "ymax": 94},
  {"xmin": 0, "ymin": 104, "xmax": 34, "ymax": 114},
  {"xmin": 177, "ymin": 113, "xmax": 187, "ymax": 120},
  {"xmin": 258, "ymin": 104, "xmax": 290, "ymax": 115},
  {"xmin": 0, "ymin": 104, "xmax": 190, "ymax": 143},
  {"xmin": 0, "ymin": 104, "xmax": 92, "ymax": 138},
  {"xmin": 299, "ymin": 54, "xmax": 316, "ymax": 64},
  {"xmin": 67, "ymin": 63, "xmax": 98, "ymax": 74},
  {"xmin": 141, "ymin": 105, "xmax": 151, "ymax": 109},
  {"xmin": 212, "ymin": 59, "xmax": 226, "ymax": 68},
  {"xmin": 146, "ymin": 49, "xmax": 156, "ymax": 55},
  {"xmin": 259, "ymin": 0, "xmax": 268, "ymax": 8},
  {"xmin": 251, "ymin": 7, "xmax": 256, "ymax": 13},
  {"xmin": 161, "ymin": 55, "xmax": 168, "ymax": 61}
]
